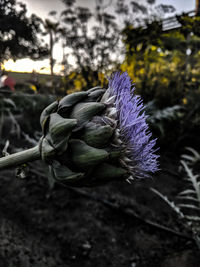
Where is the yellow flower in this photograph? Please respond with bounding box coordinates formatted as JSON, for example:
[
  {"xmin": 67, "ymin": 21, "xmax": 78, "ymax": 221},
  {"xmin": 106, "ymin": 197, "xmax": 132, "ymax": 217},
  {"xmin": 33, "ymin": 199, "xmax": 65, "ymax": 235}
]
[
  {"xmin": 182, "ymin": 98, "xmax": 187, "ymax": 105},
  {"xmin": 30, "ymin": 84, "xmax": 37, "ymax": 92}
]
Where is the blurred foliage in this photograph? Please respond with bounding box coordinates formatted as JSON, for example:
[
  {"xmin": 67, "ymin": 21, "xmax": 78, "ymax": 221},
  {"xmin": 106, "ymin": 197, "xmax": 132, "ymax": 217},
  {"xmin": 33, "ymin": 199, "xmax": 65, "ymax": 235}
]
[
  {"xmin": 145, "ymin": 95, "xmax": 200, "ymax": 151},
  {"xmin": 146, "ymin": 100, "xmax": 183, "ymax": 137},
  {"xmin": 122, "ymin": 15, "xmax": 200, "ymax": 108},
  {"xmin": 120, "ymin": 13, "xmax": 200, "ymax": 150},
  {"xmin": 0, "ymin": 0, "xmax": 48, "ymax": 63},
  {"xmin": 0, "ymin": 91, "xmax": 56, "ymax": 141},
  {"xmin": 63, "ymin": 69, "xmax": 108, "ymax": 93},
  {"xmin": 10, "ymin": 93, "xmax": 56, "ymax": 133}
]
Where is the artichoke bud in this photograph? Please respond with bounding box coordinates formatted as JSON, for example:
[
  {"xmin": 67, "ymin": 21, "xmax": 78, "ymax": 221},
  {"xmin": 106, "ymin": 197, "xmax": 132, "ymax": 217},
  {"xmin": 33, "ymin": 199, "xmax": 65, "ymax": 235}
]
[
  {"xmin": 69, "ymin": 102, "xmax": 106, "ymax": 124},
  {"xmin": 87, "ymin": 89, "xmax": 106, "ymax": 101},
  {"xmin": 58, "ymin": 91, "xmax": 88, "ymax": 115},
  {"xmin": 38, "ymin": 72, "xmax": 159, "ymax": 187},
  {"xmin": 69, "ymin": 139, "xmax": 109, "ymax": 170},
  {"xmin": 81, "ymin": 122, "xmax": 114, "ymax": 148},
  {"xmin": 108, "ymin": 147, "xmax": 125, "ymax": 162},
  {"xmin": 48, "ymin": 113, "xmax": 77, "ymax": 153},
  {"xmin": 89, "ymin": 163, "xmax": 128, "ymax": 185},
  {"xmin": 40, "ymin": 101, "xmax": 58, "ymax": 133},
  {"xmin": 86, "ymin": 86, "xmax": 102, "ymax": 93},
  {"xmin": 100, "ymin": 88, "xmax": 110, "ymax": 103},
  {"xmin": 40, "ymin": 137, "xmax": 55, "ymax": 161},
  {"xmin": 50, "ymin": 160, "xmax": 84, "ymax": 183}
]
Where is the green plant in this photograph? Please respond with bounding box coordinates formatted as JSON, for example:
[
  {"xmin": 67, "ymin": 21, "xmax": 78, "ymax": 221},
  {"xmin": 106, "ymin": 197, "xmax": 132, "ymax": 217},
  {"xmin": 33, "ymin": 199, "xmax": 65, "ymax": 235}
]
[
  {"xmin": 146, "ymin": 101, "xmax": 183, "ymax": 138},
  {"xmin": 0, "ymin": 72, "xmax": 159, "ymax": 187},
  {"xmin": 0, "ymin": 96, "xmax": 21, "ymax": 140},
  {"xmin": 152, "ymin": 147, "xmax": 200, "ymax": 249}
]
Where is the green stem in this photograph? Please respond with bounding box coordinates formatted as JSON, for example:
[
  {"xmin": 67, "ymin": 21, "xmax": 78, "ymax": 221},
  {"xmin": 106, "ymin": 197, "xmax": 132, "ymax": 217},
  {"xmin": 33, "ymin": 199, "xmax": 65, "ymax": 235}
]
[{"xmin": 0, "ymin": 145, "xmax": 40, "ymax": 170}]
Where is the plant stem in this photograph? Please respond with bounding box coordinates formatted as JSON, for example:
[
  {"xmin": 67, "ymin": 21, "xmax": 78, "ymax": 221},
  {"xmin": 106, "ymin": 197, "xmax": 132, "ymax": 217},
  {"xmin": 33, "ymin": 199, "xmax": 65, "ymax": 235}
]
[{"xmin": 0, "ymin": 145, "xmax": 40, "ymax": 170}]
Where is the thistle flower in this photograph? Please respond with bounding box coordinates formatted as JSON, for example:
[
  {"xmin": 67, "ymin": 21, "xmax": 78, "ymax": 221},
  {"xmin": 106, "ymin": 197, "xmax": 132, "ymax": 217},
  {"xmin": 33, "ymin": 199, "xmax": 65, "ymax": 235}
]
[
  {"xmin": 105, "ymin": 72, "xmax": 159, "ymax": 179},
  {"xmin": 0, "ymin": 72, "xmax": 159, "ymax": 187}
]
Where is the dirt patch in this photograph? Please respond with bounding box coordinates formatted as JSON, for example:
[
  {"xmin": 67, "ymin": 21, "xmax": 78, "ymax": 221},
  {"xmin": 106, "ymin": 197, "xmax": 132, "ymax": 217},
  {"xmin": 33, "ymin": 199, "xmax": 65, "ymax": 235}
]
[{"xmin": 0, "ymin": 153, "xmax": 199, "ymax": 266}]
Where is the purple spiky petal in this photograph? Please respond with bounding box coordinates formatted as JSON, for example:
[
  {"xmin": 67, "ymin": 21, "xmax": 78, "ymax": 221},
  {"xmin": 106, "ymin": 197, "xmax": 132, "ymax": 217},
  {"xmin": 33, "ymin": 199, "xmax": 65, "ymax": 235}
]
[{"xmin": 108, "ymin": 72, "xmax": 159, "ymax": 178}]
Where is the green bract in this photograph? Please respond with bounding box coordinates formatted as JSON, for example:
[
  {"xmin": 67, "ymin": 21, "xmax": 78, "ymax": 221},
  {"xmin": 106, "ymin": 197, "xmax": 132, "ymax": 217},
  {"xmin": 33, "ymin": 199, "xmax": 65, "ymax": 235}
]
[{"xmin": 39, "ymin": 87, "xmax": 128, "ymax": 187}]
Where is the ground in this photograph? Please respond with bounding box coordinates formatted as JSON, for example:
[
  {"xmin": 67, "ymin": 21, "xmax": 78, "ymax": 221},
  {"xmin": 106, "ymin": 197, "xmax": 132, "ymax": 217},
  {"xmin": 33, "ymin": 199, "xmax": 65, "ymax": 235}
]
[{"xmin": 0, "ymin": 144, "xmax": 199, "ymax": 267}]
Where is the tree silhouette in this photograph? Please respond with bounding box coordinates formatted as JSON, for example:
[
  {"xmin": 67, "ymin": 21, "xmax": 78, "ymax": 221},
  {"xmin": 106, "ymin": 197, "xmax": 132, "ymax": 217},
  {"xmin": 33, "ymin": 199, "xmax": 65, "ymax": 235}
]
[
  {"xmin": 0, "ymin": 0, "xmax": 48, "ymax": 64},
  {"xmin": 59, "ymin": 0, "xmax": 120, "ymax": 89},
  {"xmin": 43, "ymin": 18, "xmax": 60, "ymax": 75}
]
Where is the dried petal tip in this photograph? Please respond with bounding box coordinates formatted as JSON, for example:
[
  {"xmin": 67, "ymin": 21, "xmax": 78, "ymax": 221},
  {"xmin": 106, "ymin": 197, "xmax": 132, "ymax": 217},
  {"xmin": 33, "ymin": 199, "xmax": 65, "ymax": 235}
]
[{"xmin": 107, "ymin": 71, "xmax": 159, "ymax": 178}]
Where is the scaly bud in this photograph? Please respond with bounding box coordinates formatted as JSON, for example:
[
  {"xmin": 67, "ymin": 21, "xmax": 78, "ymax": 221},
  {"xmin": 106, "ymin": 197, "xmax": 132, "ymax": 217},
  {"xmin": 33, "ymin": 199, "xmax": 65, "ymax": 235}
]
[{"xmin": 0, "ymin": 72, "xmax": 159, "ymax": 187}]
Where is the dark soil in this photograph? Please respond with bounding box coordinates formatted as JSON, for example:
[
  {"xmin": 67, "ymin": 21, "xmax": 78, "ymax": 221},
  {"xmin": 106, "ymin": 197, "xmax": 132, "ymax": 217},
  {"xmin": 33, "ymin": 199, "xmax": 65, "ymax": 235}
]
[{"xmin": 0, "ymin": 144, "xmax": 199, "ymax": 267}]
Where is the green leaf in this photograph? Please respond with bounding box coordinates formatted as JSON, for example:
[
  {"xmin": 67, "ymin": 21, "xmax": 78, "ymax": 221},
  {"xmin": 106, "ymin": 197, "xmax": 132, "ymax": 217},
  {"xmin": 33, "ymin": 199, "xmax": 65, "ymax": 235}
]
[
  {"xmin": 51, "ymin": 160, "xmax": 84, "ymax": 183},
  {"xmin": 3, "ymin": 98, "xmax": 16, "ymax": 109},
  {"xmin": 91, "ymin": 163, "xmax": 128, "ymax": 184},
  {"xmin": 177, "ymin": 204, "xmax": 200, "ymax": 211},
  {"xmin": 88, "ymin": 89, "xmax": 106, "ymax": 100},
  {"xmin": 58, "ymin": 92, "xmax": 88, "ymax": 114},
  {"xmin": 82, "ymin": 122, "xmax": 114, "ymax": 147},
  {"xmin": 40, "ymin": 137, "xmax": 55, "ymax": 161},
  {"xmin": 48, "ymin": 113, "xmax": 77, "ymax": 152},
  {"xmin": 40, "ymin": 101, "xmax": 58, "ymax": 133},
  {"xmin": 69, "ymin": 139, "xmax": 109, "ymax": 169},
  {"xmin": 70, "ymin": 102, "xmax": 105, "ymax": 123},
  {"xmin": 86, "ymin": 86, "xmax": 102, "ymax": 93},
  {"xmin": 108, "ymin": 148, "xmax": 124, "ymax": 161}
]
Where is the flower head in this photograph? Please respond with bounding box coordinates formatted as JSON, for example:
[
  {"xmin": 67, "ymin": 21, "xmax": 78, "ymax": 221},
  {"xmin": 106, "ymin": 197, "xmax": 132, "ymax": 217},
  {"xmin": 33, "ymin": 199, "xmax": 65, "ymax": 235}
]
[
  {"xmin": 0, "ymin": 72, "xmax": 159, "ymax": 187},
  {"xmin": 38, "ymin": 71, "xmax": 159, "ymax": 187},
  {"xmin": 103, "ymin": 72, "xmax": 159, "ymax": 179}
]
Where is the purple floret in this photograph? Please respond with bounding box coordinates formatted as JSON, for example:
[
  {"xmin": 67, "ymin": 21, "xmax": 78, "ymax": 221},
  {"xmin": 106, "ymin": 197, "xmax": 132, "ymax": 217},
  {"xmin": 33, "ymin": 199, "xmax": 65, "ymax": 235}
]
[{"xmin": 109, "ymin": 72, "xmax": 159, "ymax": 178}]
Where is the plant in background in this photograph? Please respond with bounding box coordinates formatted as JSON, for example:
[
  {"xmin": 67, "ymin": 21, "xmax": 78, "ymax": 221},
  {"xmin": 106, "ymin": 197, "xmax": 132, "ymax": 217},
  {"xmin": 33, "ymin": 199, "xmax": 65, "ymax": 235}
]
[
  {"xmin": 0, "ymin": 96, "xmax": 20, "ymax": 141},
  {"xmin": 181, "ymin": 147, "xmax": 200, "ymax": 164},
  {"xmin": 0, "ymin": 93, "xmax": 57, "ymax": 144},
  {"xmin": 0, "ymin": 72, "xmax": 159, "ymax": 187},
  {"xmin": 10, "ymin": 93, "xmax": 56, "ymax": 135},
  {"xmin": 145, "ymin": 100, "xmax": 183, "ymax": 137},
  {"xmin": 152, "ymin": 147, "xmax": 200, "ymax": 249}
]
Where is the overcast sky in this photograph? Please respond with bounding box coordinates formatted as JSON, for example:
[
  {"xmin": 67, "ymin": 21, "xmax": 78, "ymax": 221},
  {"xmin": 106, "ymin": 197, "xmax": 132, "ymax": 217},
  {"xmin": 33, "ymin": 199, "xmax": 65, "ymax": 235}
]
[{"xmin": 20, "ymin": 0, "xmax": 195, "ymax": 19}]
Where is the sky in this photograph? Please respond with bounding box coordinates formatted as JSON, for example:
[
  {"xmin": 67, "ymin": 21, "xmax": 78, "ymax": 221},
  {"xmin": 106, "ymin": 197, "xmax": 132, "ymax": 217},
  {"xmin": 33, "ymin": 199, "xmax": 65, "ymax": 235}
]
[
  {"xmin": 19, "ymin": 0, "xmax": 196, "ymax": 19},
  {"xmin": 3, "ymin": 0, "xmax": 196, "ymax": 74}
]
